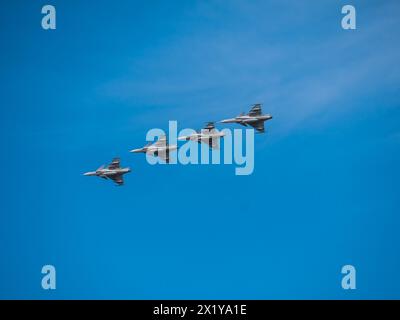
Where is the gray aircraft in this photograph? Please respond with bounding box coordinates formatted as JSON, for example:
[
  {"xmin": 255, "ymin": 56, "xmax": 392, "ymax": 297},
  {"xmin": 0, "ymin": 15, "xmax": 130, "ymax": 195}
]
[
  {"xmin": 178, "ymin": 122, "xmax": 225, "ymax": 149},
  {"xmin": 83, "ymin": 158, "xmax": 130, "ymax": 186},
  {"xmin": 220, "ymin": 103, "xmax": 272, "ymax": 133},
  {"xmin": 130, "ymin": 135, "xmax": 177, "ymax": 163}
]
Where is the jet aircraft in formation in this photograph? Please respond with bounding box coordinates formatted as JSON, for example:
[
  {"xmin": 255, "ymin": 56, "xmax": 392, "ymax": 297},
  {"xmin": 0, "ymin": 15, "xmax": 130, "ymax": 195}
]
[
  {"xmin": 84, "ymin": 104, "xmax": 272, "ymax": 185},
  {"xmin": 130, "ymin": 135, "xmax": 178, "ymax": 163},
  {"xmin": 220, "ymin": 103, "xmax": 272, "ymax": 133},
  {"xmin": 83, "ymin": 158, "xmax": 130, "ymax": 186},
  {"xmin": 178, "ymin": 122, "xmax": 225, "ymax": 149}
]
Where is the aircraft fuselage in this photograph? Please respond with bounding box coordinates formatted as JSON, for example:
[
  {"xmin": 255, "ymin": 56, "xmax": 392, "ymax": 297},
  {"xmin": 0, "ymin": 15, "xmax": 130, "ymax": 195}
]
[
  {"xmin": 84, "ymin": 167, "xmax": 130, "ymax": 178},
  {"xmin": 221, "ymin": 114, "xmax": 272, "ymax": 124}
]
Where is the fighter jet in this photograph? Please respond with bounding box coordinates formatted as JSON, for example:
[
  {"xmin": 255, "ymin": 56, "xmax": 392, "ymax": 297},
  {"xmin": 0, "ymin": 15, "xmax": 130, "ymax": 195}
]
[
  {"xmin": 178, "ymin": 122, "xmax": 225, "ymax": 149},
  {"xmin": 220, "ymin": 103, "xmax": 272, "ymax": 133},
  {"xmin": 83, "ymin": 158, "xmax": 130, "ymax": 186},
  {"xmin": 130, "ymin": 135, "xmax": 177, "ymax": 163}
]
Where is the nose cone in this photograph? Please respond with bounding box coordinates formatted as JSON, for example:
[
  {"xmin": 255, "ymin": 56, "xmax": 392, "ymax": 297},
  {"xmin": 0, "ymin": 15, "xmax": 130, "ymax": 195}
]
[
  {"xmin": 220, "ymin": 118, "xmax": 235, "ymax": 123},
  {"xmin": 130, "ymin": 148, "xmax": 142, "ymax": 153},
  {"xmin": 83, "ymin": 171, "xmax": 95, "ymax": 176}
]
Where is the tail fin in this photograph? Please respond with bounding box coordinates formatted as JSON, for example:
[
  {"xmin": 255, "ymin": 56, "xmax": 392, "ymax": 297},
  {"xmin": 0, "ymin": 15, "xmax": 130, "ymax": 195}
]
[{"xmin": 204, "ymin": 122, "xmax": 215, "ymax": 130}]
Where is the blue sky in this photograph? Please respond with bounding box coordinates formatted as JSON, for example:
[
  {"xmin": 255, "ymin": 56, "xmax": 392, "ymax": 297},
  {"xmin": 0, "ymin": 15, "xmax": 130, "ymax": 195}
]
[{"xmin": 0, "ymin": 0, "xmax": 399, "ymax": 299}]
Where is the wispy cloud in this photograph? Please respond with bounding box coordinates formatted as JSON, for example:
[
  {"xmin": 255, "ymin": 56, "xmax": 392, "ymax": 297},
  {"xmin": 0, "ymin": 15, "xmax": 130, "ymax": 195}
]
[{"xmin": 99, "ymin": 0, "xmax": 400, "ymax": 135}]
